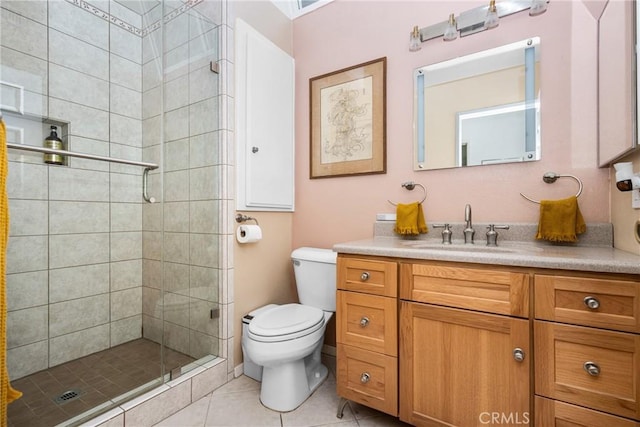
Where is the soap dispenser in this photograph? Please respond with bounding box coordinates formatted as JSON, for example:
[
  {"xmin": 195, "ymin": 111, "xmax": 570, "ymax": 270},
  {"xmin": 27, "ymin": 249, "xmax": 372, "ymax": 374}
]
[{"xmin": 43, "ymin": 125, "xmax": 64, "ymax": 165}]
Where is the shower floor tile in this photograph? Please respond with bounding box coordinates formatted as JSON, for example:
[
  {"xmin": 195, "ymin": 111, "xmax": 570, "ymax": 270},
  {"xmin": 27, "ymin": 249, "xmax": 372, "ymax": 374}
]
[{"xmin": 7, "ymin": 338, "xmax": 195, "ymax": 427}]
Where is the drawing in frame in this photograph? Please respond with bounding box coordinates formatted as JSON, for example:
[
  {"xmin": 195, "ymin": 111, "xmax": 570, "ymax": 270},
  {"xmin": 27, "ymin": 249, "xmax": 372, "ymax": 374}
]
[{"xmin": 309, "ymin": 57, "xmax": 387, "ymax": 178}]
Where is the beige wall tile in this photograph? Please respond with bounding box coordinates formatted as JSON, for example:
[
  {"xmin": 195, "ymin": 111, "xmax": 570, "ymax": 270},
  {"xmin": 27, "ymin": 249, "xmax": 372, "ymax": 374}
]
[{"xmin": 50, "ymin": 263, "xmax": 109, "ymax": 303}]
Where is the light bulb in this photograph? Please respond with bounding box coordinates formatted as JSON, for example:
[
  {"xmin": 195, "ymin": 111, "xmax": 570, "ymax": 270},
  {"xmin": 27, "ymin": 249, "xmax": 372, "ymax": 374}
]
[
  {"xmin": 443, "ymin": 14, "xmax": 457, "ymax": 41},
  {"xmin": 484, "ymin": 0, "xmax": 499, "ymax": 30},
  {"xmin": 409, "ymin": 25, "xmax": 422, "ymax": 52},
  {"xmin": 529, "ymin": 0, "xmax": 547, "ymax": 16}
]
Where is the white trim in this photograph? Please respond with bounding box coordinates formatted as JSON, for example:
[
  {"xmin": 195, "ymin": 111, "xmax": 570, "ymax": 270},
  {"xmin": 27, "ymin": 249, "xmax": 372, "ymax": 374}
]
[
  {"xmin": 234, "ymin": 363, "xmax": 245, "ymax": 378},
  {"xmin": 270, "ymin": 0, "xmax": 335, "ymax": 20}
]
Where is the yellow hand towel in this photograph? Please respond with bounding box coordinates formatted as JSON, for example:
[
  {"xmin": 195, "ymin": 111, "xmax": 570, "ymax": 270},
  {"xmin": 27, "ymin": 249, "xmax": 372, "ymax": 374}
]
[
  {"xmin": 1, "ymin": 119, "xmax": 22, "ymax": 425},
  {"xmin": 535, "ymin": 195, "xmax": 586, "ymax": 243},
  {"xmin": 394, "ymin": 202, "xmax": 428, "ymax": 235}
]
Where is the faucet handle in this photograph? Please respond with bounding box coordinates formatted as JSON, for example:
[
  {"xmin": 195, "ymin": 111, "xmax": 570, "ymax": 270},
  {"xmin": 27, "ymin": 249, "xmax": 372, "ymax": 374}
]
[
  {"xmin": 433, "ymin": 224, "xmax": 453, "ymax": 245},
  {"xmin": 486, "ymin": 224, "xmax": 510, "ymax": 246}
]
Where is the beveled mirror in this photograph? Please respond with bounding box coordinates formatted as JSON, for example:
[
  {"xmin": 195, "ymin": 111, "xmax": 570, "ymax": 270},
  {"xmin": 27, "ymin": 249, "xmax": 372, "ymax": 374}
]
[{"xmin": 413, "ymin": 37, "xmax": 541, "ymax": 170}]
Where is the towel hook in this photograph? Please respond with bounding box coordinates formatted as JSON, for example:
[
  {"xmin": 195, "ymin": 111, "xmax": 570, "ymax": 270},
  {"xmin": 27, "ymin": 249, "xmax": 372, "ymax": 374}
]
[
  {"xmin": 520, "ymin": 172, "xmax": 584, "ymax": 204},
  {"xmin": 388, "ymin": 181, "xmax": 427, "ymax": 206}
]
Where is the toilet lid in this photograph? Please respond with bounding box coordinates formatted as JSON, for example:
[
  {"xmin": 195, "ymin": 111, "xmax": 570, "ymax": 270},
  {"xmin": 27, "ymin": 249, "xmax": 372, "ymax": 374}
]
[{"xmin": 248, "ymin": 304, "xmax": 324, "ymax": 342}]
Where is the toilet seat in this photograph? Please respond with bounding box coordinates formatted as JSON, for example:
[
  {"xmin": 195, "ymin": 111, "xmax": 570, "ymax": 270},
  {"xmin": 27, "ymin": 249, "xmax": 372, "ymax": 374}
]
[{"xmin": 248, "ymin": 304, "xmax": 324, "ymax": 343}]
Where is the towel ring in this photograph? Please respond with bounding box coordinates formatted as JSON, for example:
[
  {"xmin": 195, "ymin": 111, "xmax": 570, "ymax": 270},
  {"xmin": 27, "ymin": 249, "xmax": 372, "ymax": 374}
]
[
  {"xmin": 388, "ymin": 181, "xmax": 427, "ymax": 206},
  {"xmin": 520, "ymin": 172, "xmax": 583, "ymax": 204}
]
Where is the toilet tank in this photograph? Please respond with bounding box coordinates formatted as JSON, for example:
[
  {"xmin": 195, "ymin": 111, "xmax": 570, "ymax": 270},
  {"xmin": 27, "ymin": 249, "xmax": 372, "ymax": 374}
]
[{"xmin": 291, "ymin": 247, "xmax": 337, "ymax": 311}]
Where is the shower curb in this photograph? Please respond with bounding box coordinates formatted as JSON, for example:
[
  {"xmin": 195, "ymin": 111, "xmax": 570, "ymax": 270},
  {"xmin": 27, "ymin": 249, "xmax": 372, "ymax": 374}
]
[{"xmin": 61, "ymin": 357, "xmax": 229, "ymax": 427}]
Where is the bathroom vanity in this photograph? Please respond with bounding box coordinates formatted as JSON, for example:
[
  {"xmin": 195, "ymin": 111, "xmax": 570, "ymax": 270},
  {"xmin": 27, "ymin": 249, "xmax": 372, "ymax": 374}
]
[{"xmin": 334, "ymin": 232, "xmax": 640, "ymax": 426}]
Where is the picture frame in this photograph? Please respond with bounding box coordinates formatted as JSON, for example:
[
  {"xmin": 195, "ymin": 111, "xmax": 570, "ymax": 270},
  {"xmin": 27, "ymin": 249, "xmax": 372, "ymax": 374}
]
[{"xmin": 309, "ymin": 57, "xmax": 387, "ymax": 178}]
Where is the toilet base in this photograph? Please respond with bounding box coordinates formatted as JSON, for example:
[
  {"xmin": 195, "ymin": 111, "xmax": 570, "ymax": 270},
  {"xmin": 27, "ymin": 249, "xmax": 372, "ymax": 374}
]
[{"xmin": 259, "ymin": 342, "xmax": 328, "ymax": 412}]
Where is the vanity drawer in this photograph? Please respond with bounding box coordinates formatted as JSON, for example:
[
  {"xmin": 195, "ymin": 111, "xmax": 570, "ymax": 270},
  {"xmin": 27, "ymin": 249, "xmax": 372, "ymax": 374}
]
[
  {"xmin": 535, "ymin": 396, "xmax": 640, "ymax": 427},
  {"xmin": 535, "ymin": 320, "xmax": 640, "ymax": 420},
  {"xmin": 337, "ymin": 290, "xmax": 397, "ymax": 356},
  {"xmin": 337, "ymin": 343, "xmax": 398, "ymax": 416},
  {"xmin": 400, "ymin": 262, "xmax": 530, "ymax": 317},
  {"xmin": 535, "ymin": 274, "xmax": 640, "ymax": 333},
  {"xmin": 337, "ymin": 256, "xmax": 397, "ymax": 297}
]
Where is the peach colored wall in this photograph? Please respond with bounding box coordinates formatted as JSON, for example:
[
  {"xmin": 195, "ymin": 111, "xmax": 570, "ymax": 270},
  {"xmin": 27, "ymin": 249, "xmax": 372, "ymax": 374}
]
[
  {"xmin": 234, "ymin": 212, "xmax": 296, "ymax": 367},
  {"xmin": 292, "ymin": 0, "xmax": 609, "ymax": 250},
  {"xmin": 233, "ymin": 3, "xmax": 295, "ymax": 369},
  {"xmin": 233, "ymin": 1, "xmax": 293, "ymax": 55}
]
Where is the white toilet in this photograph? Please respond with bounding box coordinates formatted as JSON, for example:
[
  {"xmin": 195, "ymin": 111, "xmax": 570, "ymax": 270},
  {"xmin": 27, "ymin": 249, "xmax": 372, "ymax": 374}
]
[{"xmin": 242, "ymin": 247, "xmax": 337, "ymax": 412}]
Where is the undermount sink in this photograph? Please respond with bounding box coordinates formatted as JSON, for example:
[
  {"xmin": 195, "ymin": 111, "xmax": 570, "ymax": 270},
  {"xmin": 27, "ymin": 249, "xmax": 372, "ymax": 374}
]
[{"xmin": 400, "ymin": 241, "xmax": 542, "ymax": 254}]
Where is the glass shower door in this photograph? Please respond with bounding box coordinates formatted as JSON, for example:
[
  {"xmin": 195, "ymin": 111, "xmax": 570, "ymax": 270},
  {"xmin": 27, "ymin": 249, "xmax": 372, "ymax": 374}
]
[{"xmin": 155, "ymin": 0, "xmax": 223, "ymax": 378}]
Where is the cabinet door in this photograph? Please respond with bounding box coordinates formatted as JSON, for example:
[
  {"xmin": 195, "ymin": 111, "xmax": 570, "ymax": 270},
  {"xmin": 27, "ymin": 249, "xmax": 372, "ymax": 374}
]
[
  {"xmin": 337, "ymin": 290, "xmax": 397, "ymax": 356},
  {"xmin": 337, "ymin": 344, "xmax": 398, "ymax": 416},
  {"xmin": 235, "ymin": 19, "xmax": 294, "ymax": 211},
  {"xmin": 399, "ymin": 302, "xmax": 531, "ymax": 427},
  {"xmin": 535, "ymin": 321, "xmax": 640, "ymax": 420},
  {"xmin": 598, "ymin": 0, "xmax": 637, "ymax": 166},
  {"xmin": 337, "ymin": 257, "xmax": 397, "ymax": 297},
  {"xmin": 535, "ymin": 396, "xmax": 640, "ymax": 427},
  {"xmin": 400, "ymin": 262, "xmax": 529, "ymax": 317},
  {"xmin": 535, "ymin": 274, "xmax": 640, "ymax": 333}
]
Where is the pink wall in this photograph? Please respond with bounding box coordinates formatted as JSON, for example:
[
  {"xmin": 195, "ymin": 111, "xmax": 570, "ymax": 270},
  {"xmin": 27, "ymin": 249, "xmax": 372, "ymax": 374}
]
[{"xmin": 292, "ymin": 0, "xmax": 610, "ymax": 250}]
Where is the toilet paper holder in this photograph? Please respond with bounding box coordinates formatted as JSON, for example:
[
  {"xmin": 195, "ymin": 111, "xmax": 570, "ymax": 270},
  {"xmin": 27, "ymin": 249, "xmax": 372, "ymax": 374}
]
[{"xmin": 236, "ymin": 213, "xmax": 259, "ymax": 226}]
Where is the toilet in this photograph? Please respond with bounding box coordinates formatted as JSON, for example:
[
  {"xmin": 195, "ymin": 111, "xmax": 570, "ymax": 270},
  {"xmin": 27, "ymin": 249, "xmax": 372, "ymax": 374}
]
[{"xmin": 242, "ymin": 247, "xmax": 337, "ymax": 412}]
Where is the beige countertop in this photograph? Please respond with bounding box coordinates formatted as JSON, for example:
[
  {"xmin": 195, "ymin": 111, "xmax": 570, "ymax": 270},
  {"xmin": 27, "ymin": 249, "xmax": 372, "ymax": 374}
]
[{"xmin": 333, "ymin": 237, "xmax": 640, "ymax": 275}]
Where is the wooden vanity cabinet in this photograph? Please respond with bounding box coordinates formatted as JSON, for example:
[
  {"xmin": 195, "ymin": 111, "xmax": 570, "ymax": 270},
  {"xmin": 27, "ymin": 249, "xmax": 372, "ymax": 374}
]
[
  {"xmin": 336, "ymin": 255, "xmax": 398, "ymax": 416},
  {"xmin": 399, "ymin": 261, "xmax": 531, "ymax": 427},
  {"xmin": 534, "ymin": 273, "xmax": 640, "ymax": 424},
  {"xmin": 335, "ymin": 253, "xmax": 640, "ymax": 426}
]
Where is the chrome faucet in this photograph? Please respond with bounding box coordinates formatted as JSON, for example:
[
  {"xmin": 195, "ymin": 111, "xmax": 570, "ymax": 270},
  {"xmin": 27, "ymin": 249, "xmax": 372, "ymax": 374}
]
[{"xmin": 464, "ymin": 204, "xmax": 475, "ymax": 244}]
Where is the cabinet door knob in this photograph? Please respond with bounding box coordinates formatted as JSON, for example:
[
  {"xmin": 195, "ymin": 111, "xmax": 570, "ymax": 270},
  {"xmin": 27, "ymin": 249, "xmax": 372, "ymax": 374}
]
[
  {"xmin": 583, "ymin": 296, "xmax": 600, "ymax": 310},
  {"xmin": 360, "ymin": 272, "xmax": 370, "ymax": 281},
  {"xmin": 360, "ymin": 317, "xmax": 370, "ymax": 327},
  {"xmin": 584, "ymin": 361, "xmax": 600, "ymax": 376},
  {"xmin": 513, "ymin": 348, "xmax": 525, "ymax": 362},
  {"xmin": 360, "ymin": 372, "xmax": 371, "ymax": 383}
]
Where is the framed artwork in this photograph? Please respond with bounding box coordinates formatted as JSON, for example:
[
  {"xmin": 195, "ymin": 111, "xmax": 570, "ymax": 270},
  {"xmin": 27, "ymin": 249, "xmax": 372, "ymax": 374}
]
[{"xmin": 309, "ymin": 57, "xmax": 387, "ymax": 178}]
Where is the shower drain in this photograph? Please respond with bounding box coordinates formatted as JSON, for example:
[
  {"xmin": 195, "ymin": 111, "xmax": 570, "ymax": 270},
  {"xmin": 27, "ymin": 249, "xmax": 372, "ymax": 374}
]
[{"xmin": 53, "ymin": 389, "xmax": 83, "ymax": 405}]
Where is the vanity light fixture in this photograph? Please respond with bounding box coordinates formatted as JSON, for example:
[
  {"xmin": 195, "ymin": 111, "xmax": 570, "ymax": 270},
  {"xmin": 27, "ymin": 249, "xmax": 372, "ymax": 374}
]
[
  {"xmin": 409, "ymin": 25, "xmax": 422, "ymax": 52},
  {"xmin": 408, "ymin": 0, "xmax": 549, "ymax": 51},
  {"xmin": 529, "ymin": 0, "xmax": 547, "ymax": 16},
  {"xmin": 443, "ymin": 14, "xmax": 458, "ymax": 41},
  {"xmin": 484, "ymin": 0, "xmax": 500, "ymax": 29}
]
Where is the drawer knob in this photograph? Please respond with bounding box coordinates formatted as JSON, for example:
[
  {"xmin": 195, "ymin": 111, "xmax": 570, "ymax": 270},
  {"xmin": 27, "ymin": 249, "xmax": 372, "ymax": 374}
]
[
  {"xmin": 584, "ymin": 361, "xmax": 600, "ymax": 376},
  {"xmin": 513, "ymin": 348, "xmax": 525, "ymax": 362},
  {"xmin": 583, "ymin": 296, "xmax": 600, "ymax": 310},
  {"xmin": 360, "ymin": 272, "xmax": 370, "ymax": 281},
  {"xmin": 360, "ymin": 316, "xmax": 370, "ymax": 327},
  {"xmin": 360, "ymin": 372, "xmax": 371, "ymax": 383}
]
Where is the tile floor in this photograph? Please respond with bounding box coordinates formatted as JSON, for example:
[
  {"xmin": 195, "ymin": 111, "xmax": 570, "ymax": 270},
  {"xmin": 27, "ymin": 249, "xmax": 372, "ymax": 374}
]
[
  {"xmin": 7, "ymin": 339, "xmax": 195, "ymax": 427},
  {"xmin": 154, "ymin": 358, "xmax": 411, "ymax": 427}
]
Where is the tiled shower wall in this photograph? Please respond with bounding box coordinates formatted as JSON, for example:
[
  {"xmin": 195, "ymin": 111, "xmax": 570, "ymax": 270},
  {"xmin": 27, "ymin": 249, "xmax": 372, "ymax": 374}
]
[{"xmin": 1, "ymin": 0, "xmax": 228, "ymax": 381}]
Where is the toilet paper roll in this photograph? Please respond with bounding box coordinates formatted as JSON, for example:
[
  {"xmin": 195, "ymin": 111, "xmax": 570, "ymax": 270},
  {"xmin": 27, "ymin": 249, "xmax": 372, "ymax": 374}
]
[{"xmin": 236, "ymin": 225, "xmax": 262, "ymax": 243}]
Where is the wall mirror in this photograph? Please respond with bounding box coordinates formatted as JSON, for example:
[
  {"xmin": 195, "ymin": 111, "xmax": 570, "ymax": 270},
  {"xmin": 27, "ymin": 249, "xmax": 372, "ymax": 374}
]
[{"xmin": 413, "ymin": 37, "xmax": 541, "ymax": 170}]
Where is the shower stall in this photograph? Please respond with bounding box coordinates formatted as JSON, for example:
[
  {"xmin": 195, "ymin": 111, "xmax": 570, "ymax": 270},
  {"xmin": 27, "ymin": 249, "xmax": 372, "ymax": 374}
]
[{"xmin": 1, "ymin": 0, "xmax": 230, "ymax": 425}]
